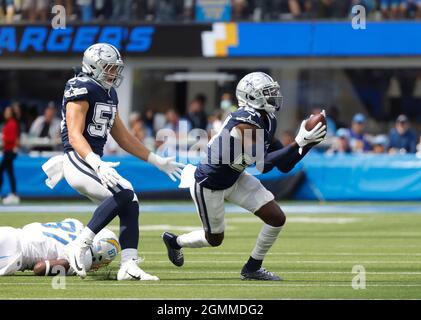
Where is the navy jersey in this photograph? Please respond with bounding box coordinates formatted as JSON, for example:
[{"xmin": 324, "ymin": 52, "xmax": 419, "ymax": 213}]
[
  {"xmin": 195, "ymin": 106, "xmax": 277, "ymax": 190},
  {"xmin": 61, "ymin": 74, "xmax": 118, "ymax": 157}
]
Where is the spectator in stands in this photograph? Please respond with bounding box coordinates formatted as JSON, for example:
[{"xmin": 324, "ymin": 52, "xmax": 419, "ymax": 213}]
[
  {"xmin": 132, "ymin": 120, "xmax": 146, "ymax": 142},
  {"xmin": 416, "ymin": 134, "xmax": 421, "ymax": 157},
  {"xmin": 317, "ymin": 0, "xmax": 351, "ymax": 18},
  {"xmin": 380, "ymin": 0, "xmax": 407, "ymax": 19},
  {"xmin": 22, "ymin": 0, "xmax": 48, "ymax": 22},
  {"xmin": 29, "ymin": 102, "xmax": 61, "ymax": 152},
  {"xmin": 219, "ymin": 92, "xmax": 236, "ymax": 120},
  {"xmin": 415, "ymin": 0, "xmax": 421, "ymax": 19},
  {"xmin": 231, "ymin": 0, "xmax": 251, "ymax": 20},
  {"xmin": 352, "ymin": 0, "xmax": 377, "ymax": 16},
  {"xmin": 77, "ymin": 0, "xmax": 93, "ymax": 22},
  {"xmin": 10, "ymin": 102, "xmax": 26, "ymax": 133},
  {"xmin": 129, "ymin": 111, "xmax": 141, "ymax": 129},
  {"xmin": 55, "ymin": 0, "xmax": 75, "ymax": 20},
  {"xmin": 112, "ymin": 0, "xmax": 132, "ymax": 21},
  {"xmin": 0, "ymin": 0, "xmax": 14, "ymax": 22},
  {"xmin": 207, "ymin": 110, "xmax": 224, "ymax": 137},
  {"xmin": 143, "ymin": 108, "xmax": 155, "ymax": 138},
  {"xmin": 186, "ymin": 96, "xmax": 208, "ymax": 130},
  {"xmin": 327, "ymin": 106, "xmax": 347, "ymax": 133},
  {"xmin": 372, "ymin": 134, "xmax": 389, "ymax": 154},
  {"xmin": 326, "ymin": 128, "xmax": 352, "ymax": 154},
  {"xmin": 388, "ymin": 114, "xmax": 418, "ymax": 154},
  {"xmin": 0, "ymin": 106, "xmax": 20, "ymax": 205},
  {"xmin": 153, "ymin": 0, "xmax": 184, "ymax": 22},
  {"xmin": 164, "ymin": 108, "xmax": 191, "ymax": 132},
  {"xmin": 349, "ymin": 113, "xmax": 371, "ymax": 152}
]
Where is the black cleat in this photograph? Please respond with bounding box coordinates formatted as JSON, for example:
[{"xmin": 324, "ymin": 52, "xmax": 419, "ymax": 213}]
[
  {"xmin": 162, "ymin": 232, "xmax": 184, "ymax": 267},
  {"xmin": 240, "ymin": 265, "xmax": 282, "ymax": 281}
]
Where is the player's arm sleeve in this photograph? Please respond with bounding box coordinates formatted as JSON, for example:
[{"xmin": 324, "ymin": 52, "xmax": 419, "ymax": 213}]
[{"xmin": 262, "ymin": 141, "xmax": 311, "ymax": 174}]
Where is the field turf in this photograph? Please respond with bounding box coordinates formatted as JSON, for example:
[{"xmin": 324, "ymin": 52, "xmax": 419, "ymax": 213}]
[{"xmin": 1, "ymin": 201, "xmax": 421, "ymax": 300}]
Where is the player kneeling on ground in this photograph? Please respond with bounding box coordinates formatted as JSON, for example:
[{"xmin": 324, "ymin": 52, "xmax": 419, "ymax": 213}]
[
  {"xmin": 162, "ymin": 72, "xmax": 326, "ymax": 281},
  {"xmin": 0, "ymin": 218, "xmax": 119, "ymax": 276}
]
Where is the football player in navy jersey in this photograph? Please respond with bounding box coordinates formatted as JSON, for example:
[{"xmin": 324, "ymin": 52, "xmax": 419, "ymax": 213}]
[
  {"xmin": 162, "ymin": 72, "xmax": 326, "ymax": 280},
  {"xmin": 57, "ymin": 43, "xmax": 184, "ymax": 280}
]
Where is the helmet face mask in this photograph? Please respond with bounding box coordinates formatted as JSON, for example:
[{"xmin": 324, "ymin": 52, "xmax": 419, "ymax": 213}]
[
  {"xmin": 236, "ymin": 72, "xmax": 283, "ymax": 113},
  {"xmin": 260, "ymin": 83, "xmax": 283, "ymax": 112},
  {"xmin": 98, "ymin": 62, "xmax": 124, "ymax": 89},
  {"xmin": 82, "ymin": 43, "xmax": 125, "ymax": 90}
]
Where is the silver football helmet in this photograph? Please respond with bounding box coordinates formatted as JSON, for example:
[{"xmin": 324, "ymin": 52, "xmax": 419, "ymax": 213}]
[
  {"xmin": 90, "ymin": 228, "xmax": 121, "ymax": 271},
  {"xmin": 82, "ymin": 43, "xmax": 124, "ymax": 90},
  {"xmin": 236, "ymin": 72, "xmax": 283, "ymax": 113}
]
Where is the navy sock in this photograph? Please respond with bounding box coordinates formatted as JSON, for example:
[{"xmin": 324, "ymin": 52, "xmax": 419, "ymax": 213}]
[
  {"xmin": 118, "ymin": 200, "xmax": 139, "ymax": 250},
  {"xmin": 87, "ymin": 189, "xmax": 134, "ymax": 234},
  {"xmin": 245, "ymin": 256, "xmax": 263, "ymax": 272}
]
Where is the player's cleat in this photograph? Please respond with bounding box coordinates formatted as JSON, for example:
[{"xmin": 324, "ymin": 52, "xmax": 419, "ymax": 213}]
[
  {"xmin": 2, "ymin": 194, "xmax": 20, "ymax": 205},
  {"xmin": 64, "ymin": 241, "xmax": 91, "ymax": 278},
  {"xmin": 162, "ymin": 232, "xmax": 184, "ymax": 267},
  {"xmin": 240, "ymin": 265, "xmax": 282, "ymax": 281},
  {"xmin": 117, "ymin": 258, "xmax": 159, "ymax": 281}
]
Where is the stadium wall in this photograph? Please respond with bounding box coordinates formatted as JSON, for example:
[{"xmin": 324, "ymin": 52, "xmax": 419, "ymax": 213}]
[{"xmin": 6, "ymin": 154, "xmax": 421, "ymax": 201}]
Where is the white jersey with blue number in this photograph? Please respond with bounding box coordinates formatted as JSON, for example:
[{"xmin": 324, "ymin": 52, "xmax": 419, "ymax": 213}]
[{"xmin": 19, "ymin": 218, "xmax": 84, "ymax": 270}]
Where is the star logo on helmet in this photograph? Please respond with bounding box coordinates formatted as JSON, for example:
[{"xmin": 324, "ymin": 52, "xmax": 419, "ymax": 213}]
[{"xmin": 94, "ymin": 47, "xmax": 105, "ymax": 58}]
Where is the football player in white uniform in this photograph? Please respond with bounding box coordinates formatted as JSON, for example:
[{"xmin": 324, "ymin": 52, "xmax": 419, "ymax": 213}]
[
  {"xmin": 0, "ymin": 218, "xmax": 120, "ymax": 276},
  {"xmin": 43, "ymin": 42, "xmax": 184, "ymax": 280},
  {"xmin": 162, "ymin": 72, "xmax": 326, "ymax": 280}
]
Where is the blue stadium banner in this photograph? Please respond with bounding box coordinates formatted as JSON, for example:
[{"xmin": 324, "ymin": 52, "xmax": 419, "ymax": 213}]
[
  {"xmin": 0, "ymin": 24, "xmax": 209, "ymax": 57},
  {"xmin": 202, "ymin": 21, "xmax": 421, "ymax": 57},
  {"xmin": 195, "ymin": 0, "xmax": 231, "ymax": 22},
  {"xmin": 4, "ymin": 22, "xmax": 421, "ymax": 58}
]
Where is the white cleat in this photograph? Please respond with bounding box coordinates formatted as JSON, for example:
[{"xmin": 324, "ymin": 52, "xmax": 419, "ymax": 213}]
[
  {"xmin": 3, "ymin": 194, "xmax": 20, "ymax": 205},
  {"xmin": 65, "ymin": 242, "xmax": 90, "ymax": 278},
  {"xmin": 117, "ymin": 259, "xmax": 159, "ymax": 281}
]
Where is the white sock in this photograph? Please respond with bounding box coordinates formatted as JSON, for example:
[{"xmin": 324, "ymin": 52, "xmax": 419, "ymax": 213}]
[
  {"xmin": 251, "ymin": 224, "xmax": 282, "ymax": 260},
  {"xmin": 176, "ymin": 230, "xmax": 211, "ymax": 248},
  {"xmin": 121, "ymin": 248, "xmax": 138, "ymax": 264},
  {"xmin": 75, "ymin": 227, "xmax": 95, "ymax": 247}
]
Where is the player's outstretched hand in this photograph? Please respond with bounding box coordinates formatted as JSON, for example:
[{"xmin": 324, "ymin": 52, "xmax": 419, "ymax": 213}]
[
  {"xmin": 148, "ymin": 153, "xmax": 185, "ymax": 182},
  {"xmin": 85, "ymin": 152, "xmax": 122, "ymax": 188},
  {"xmin": 295, "ymin": 119, "xmax": 326, "ymax": 148}
]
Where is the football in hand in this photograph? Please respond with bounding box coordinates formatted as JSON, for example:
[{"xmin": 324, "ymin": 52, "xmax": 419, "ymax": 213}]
[
  {"xmin": 33, "ymin": 259, "xmax": 70, "ymax": 276},
  {"xmin": 305, "ymin": 112, "xmax": 327, "ymax": 133}
]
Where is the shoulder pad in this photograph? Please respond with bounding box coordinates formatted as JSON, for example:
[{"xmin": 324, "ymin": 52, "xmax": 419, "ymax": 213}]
[
  {"xmin": 64, "ymin": 76, "xmax": 94, "ymax": 100},
  {"xmin": 232, "ymin": 108, "xmax": 262, "ymax": 128}
]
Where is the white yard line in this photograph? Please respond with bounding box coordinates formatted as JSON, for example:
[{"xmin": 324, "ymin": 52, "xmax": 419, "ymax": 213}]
[
  {"xmin": 146, "ymin": 260, "xmax": 421, "ymax": 264},
  {"xmin": 140, "ymin": 251, "xmax": 421, "ymax": 256},
  {"xmin": 1, "ymin": 282, "xmax": 421, "ymax": 288}
]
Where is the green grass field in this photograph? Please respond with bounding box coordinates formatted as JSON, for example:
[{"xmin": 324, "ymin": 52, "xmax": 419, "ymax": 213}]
[{"xmin": 1, "ymin": 202, "xmax": 421, "ymax": 300}]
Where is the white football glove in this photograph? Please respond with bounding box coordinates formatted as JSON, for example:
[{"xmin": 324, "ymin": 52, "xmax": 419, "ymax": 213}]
[
  {"xmin": 85, "ymin": 152, "xmax": 122, "ymax": 188},
  {"xmin": 147, "ymin": 153, "xmax": 185, "ymax": 182},
  {"xmin": 295, "ymin": 118, "xmax": 327, "ymax": 148}
]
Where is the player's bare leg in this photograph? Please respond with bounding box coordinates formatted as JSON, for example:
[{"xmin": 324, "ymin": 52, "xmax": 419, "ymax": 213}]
[{"xmin": 241, "ymin": 200, "xmax": 286, "ymax": 281}]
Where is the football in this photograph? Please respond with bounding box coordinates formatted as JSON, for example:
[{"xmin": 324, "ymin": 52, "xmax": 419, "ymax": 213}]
[
  {"xmin": 305, "ymin": 112, "xmax": 327, "ymax": 132},
  {"xmin": 33, "ymin": 259, "xmax": 70, "ymax": 276}
]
